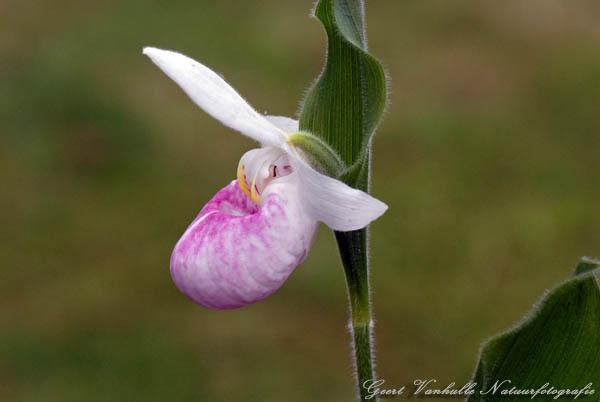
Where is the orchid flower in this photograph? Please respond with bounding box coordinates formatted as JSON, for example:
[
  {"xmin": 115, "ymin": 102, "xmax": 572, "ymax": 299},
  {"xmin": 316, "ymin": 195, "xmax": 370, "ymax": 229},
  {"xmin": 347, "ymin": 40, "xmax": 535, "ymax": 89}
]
[{"xmin": 143, "ymin": 47, "xmax": 387, "ymax": 309}]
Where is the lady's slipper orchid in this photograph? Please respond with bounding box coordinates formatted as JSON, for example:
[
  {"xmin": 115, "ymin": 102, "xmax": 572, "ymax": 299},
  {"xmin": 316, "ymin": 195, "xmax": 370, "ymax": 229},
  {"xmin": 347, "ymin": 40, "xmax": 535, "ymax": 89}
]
[{"xmin": 143, "ymin": 47, "xmax": 387, "ymax": 309}]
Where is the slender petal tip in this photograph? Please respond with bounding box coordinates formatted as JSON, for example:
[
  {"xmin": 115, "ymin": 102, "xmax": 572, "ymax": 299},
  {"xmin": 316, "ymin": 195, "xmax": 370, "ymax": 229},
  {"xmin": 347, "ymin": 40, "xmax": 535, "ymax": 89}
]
[
  {"xmin": 142, "ymin": 46, "xmax": 287, "ymax": 147},
  {"xmin": 142, "ymin": 46, "xmax": 155, "ymax": 56}
]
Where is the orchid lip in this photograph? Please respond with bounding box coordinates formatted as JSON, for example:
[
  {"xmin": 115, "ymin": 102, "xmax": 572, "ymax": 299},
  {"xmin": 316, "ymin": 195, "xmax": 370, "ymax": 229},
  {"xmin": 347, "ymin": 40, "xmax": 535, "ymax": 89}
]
[{"xmin": 170, "ymin": 179, "xmax": 317, "ymax": 309}]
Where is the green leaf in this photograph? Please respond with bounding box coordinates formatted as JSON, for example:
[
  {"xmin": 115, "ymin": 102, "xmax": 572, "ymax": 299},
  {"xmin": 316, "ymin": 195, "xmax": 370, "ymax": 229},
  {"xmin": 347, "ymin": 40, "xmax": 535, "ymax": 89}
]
[
  {"xmin": 469, "ymin": 257, "xmax": 600, "ymax": 401},
  {"xmin": 298, "ymin": 0, "xmax": 386, "ymax": 190},
  {"xmin": 575, "ymin": 256, "xmax": 600, "ymax": 276}
]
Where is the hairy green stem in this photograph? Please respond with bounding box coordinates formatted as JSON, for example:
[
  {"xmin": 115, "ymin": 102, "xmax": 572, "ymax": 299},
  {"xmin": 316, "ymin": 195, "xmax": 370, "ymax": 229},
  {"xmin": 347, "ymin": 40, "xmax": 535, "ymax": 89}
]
[
  {"xmin": 298, "ymin": 0, "xmax": 385, "ymax": 399},
  {"xmin": 335, "ymin": 228, "xmax": 376, "ymax": 401}
]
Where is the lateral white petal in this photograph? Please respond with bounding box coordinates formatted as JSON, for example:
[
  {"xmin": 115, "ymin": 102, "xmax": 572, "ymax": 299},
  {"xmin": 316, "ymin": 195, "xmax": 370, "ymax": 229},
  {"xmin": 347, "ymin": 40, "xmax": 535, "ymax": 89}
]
[
  {"xmin": 287, "ymin": 151, "xmax": 388, "ymax": 231},
  {"xmin": 265, "ymin": 115, "xmax": 299, "ymax": 133},
  {"xmin": 143, "ymin": 47, "xmax": 287, "ymax": 146}
]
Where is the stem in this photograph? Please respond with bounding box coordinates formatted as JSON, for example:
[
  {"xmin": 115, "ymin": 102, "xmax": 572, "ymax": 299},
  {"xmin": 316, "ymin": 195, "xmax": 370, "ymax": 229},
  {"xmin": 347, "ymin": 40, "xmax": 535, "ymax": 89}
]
[
  {"xmin": 335, "ymin": 228, "xmax": 376, "ymax": 402},
  {"xmin": 298, "ymin": 1, "xmax": 385, "ymax": 398}
]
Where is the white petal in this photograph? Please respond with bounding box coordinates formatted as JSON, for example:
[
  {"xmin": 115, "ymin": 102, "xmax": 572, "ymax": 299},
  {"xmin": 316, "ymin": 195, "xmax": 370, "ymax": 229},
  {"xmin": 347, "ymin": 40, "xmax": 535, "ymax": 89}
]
[
  {"xmin": 286, "ymin": 149, "xmax": 388, "ymax": 231},
  {"xmin": 265, "ymin": 115, "xmax": 299, "ymax": 133},
  {"xmin": 143, "ymin": 47, "xmax": 287, "ymax": 147}
]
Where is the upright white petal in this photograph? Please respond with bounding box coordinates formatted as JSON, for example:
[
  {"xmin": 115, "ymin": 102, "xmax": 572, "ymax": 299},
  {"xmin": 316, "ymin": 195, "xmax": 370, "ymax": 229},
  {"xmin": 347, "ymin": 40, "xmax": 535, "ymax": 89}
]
[
  {"xmin": 143, "ymin": 47, "xmax": 287, "ymax": 147},
  {"xmin": 287, "ymin": 150, "xmax": 388, "ymax": 231},
  {"xmin": 265, "ymin": 115, "xmax": 299, "ymax": 133}
]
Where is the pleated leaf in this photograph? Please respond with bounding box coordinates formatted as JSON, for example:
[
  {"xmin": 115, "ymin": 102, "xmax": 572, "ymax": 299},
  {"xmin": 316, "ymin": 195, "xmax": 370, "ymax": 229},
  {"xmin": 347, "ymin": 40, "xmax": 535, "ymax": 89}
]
[
  {"xmin": 469, "ymin": 257, "xmax": 600, "ymax": 401},
  {"xmin": 299, "ymin": 0, "xmax": 386, "ymax": 191}
]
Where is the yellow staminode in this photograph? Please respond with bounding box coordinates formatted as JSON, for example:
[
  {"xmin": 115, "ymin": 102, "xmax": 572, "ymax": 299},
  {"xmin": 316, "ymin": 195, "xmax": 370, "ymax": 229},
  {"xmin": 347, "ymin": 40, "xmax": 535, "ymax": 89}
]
[
  {"xmin": 237, "ymin": 162, "xmax": 251, "ymax": 198},
  {"xmin": 237, "ymin": 162, "xmax": 260, "ymax": 205},
  {"xmin": 249, "ymin": 176, "xmax": 261, "ymax": 205}
]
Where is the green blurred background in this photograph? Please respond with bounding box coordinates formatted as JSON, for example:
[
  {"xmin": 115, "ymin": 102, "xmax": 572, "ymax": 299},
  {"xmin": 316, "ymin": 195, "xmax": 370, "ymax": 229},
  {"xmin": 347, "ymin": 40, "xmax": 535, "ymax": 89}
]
[{"xmin": 1, "ymin": 1, "xmax": 599, "ymax": 401}]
